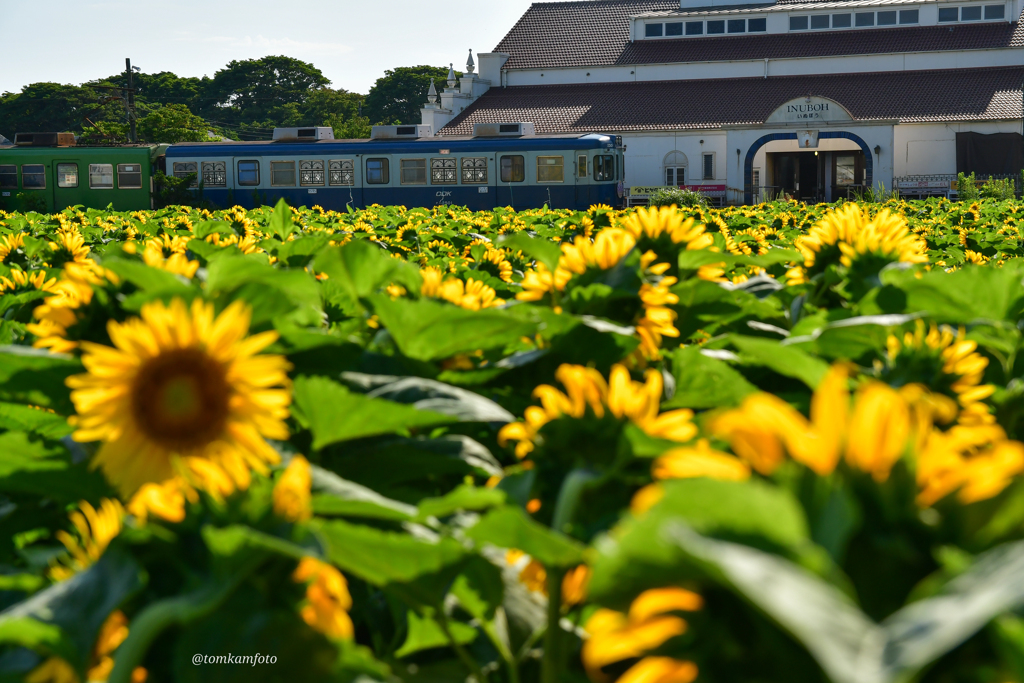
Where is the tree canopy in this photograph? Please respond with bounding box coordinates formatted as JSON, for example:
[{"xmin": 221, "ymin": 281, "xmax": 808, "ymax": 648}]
[{"xmin": 364, "ymin": 65, "xmax": 456, "ymax": 126}]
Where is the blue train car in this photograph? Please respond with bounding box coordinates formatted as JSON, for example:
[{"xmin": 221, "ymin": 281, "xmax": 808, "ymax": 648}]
[{"xmin": 165, "ymin": 128, "xmax": 624, "ymax": 211}]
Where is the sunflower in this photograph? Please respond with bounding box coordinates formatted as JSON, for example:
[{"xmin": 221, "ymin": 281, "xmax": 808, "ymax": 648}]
[
  {"xmin": 582, "ymin": 587, "xmax": 702, "ymax": 683},
  {"xmin": 0, "ymin": 233, "xmax": 24, "ymax": 263},
  {"xmin": 292, "ymin": 558, "xmax": 354, "ymax": 640},
  {"xmin": 0, "ymin": 268, "xmax": 57, "ymax": 293},
  {"xmin": 141, "ymin": 244, "xmax": 200, "ymax": 278},
  {"xmin": 49, "ymin": 228, "xmax": 91, "ymax": 264},
  {"xmin": 66, "ymin": 298, "xmax": 292, "ymax": 497},
  {"xmin": 617, "ymin": 206, "xmax": 724, "ymax": 282},
  {"xmin": 788, "ymin": 204, "xmax": 927, "ymax": 283},
  {"xmin": 27, "ymin": 260, "xmax": 118, "ymax": 354},
  {"xmin": 421, "ymin": 266, "xmax": 503, "ymax": 310},
  {"xmin": 884, "ymin": 321, "xmax": 995, "ymax": 426},
  {"xmin": 49, "ymin": 499, "xmax": 125, "ymax": 582},
  {"xmin": 498, "ymin": 364, "xmax": 697, "ymax": 459}
]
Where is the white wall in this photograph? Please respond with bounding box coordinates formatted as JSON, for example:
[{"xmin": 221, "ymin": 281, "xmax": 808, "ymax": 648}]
[
  {"xmin": 619, "ymin": 131, "xmax": 727, "ymax": 187},
  {"xmin": 893, "ymin": 121, "xmax": 1024, "ymax": 176}
]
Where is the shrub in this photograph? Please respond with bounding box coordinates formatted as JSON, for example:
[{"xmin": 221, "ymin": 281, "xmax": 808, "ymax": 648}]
[{"xmin": 648, "ymin": 187, "xmax": 707, "ymax": 208}]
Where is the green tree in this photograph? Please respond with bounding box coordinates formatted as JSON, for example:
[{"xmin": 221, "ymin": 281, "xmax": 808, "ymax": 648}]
[
  {"xmin": 78, "ymin": 120, "xmax": 129, "ymax": 144},
  {"xmin": 327, "ymin": 114, "xmax": 372, "ymax": 139},
  {"xmin": 0, "ymin": 82, "xmax": 115, "ymax": 139},
  {"xmin": 201, "ymin": 56, "xmax": 330, "ymax": 125},
  {"xmin": 138, "ymin": 104, "xmax": 209, "ymax": 143},
  {"xmin": 364, "ymin": 65, "xmax": 455, "ymax": 125}
]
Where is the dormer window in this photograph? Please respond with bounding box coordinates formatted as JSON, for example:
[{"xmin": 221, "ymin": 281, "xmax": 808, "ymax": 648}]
[
  {"xmin": 940, "ymin": 4, "xmax": 1006, "ymax": 21},
  {"xmin": 707, "ymin": 19, "xmax": 725, "ymax": 33},
  {"xmin": 666, "ymin": 21, "xmax": 683, "ymax": 34},
  {"xmin": 645, "ymin": 22, "xmax": 663, "ymax": 36}
]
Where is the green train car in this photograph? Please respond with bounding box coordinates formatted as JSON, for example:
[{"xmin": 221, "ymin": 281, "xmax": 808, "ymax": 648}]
[{"xmin": 0, "ymin": 135, "xmax": 169, "ymax": 213}]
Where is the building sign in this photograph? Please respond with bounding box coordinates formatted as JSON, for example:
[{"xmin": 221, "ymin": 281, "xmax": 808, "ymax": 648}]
[
  {"xmin": 630, "ymin": 185, "xmax": 726, "ymax": 196},
  {"xmin": 797, "ymin": 130, "xmax": 819, "ymax": 148},
  {"xmin": 765, "ymin": 96, "xmax": 853, "ymax": 125},
  {"xmin": 894, "ymin": 178, "xmax": 957, "ymax": 190}
]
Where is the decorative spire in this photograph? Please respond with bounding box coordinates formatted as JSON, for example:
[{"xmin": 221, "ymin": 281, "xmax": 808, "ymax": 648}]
[
  {"xmin": 447, "ymin": 63, "xmax": 457, "ymax": 88},
  {"xmin": 466, "ymin": 49, "xmax": 476, "ymax": 74},
  {"xmin": 427, "ymin": 78, "xmax": 438, "ymax": 105}
]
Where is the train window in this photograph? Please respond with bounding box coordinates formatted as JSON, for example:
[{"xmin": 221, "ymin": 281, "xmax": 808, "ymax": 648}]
[
  {"xmin": 271, "ymin": 161, "xmax": 296, "ymax": 187},
  {"xmin": 401, "ymin": 159, "xmax": 427, "ymax": 185},
  {"xmin": 537, "ymin": 156, "xmax": 564, "ymax": 183},
  {"xmin": 117, "ymin": 164, "xmax": 142, "ymax": 189},
  {"xmin": 237, "ymin": 160, "xmax": 260, "ymax": 186},
  {"xmin": 56, "ymin": 164, "xmax": 79, "ymax": 188},
  {"xmin": 431, "ymin": 158, "xmax": 457, "ymax": 184},
  {"xmin": 461, "ymin": 157, "xmax": 487, "ymax": 184},
  {"xmin": 89, "ymin": 164, "xmax": 113, "ymax": 190},
  {"xmin": 366, "ymin": 158, "xmax": 389, "ymax": 184},
  {"xmin": 594, "ymin": 155, "xmax": 615, "ymax": 181},
  {"xmin": 577, "ymin": 155, "xmax": 588, "ymax": 178},
  {"xmin": 300, "ymin": 160, "xmax": 325, "ymax": 186},
  {"xmin": 500, "ymin": 156, "xmax": 524, "ymax": 183},
  {"xmin": 202, "ymin": 161, "xmax": 227, "ymax": 187},
  {"xmin": 21, "ymin": 165, "xmax": 45, "ymax": 189},
  {"xmin": 173, "ymin": 162, "xmax": 198, "ymax": 188},
  {"xmin": 0, "ymin": 165, "xmax": 17, "ymax": 189},
  {"xmin": 329, "ymin": 159, "xmax": 354, "ymax": 186}
]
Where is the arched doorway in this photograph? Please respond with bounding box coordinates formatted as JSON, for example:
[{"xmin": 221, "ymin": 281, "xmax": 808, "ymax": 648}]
[{"xmin": 744, "ymin": 131, "xmax": 874, "ymax": 204}]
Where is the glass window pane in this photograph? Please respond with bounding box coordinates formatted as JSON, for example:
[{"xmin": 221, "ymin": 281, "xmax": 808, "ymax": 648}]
[
  {"xmin": 702, "ymin": 154, "xmax": 714, "ymax": 180},
  {"xmin": 577, "ymin": 155, "xmax": 588, "ymax": 178},
  {"xmin": 877, "ymin": 10, "xmax": 897, "ymax": 24},
  {"xmin": 665, "ymin": 21, "xmax": 683, "ymax": 35},
  {"xmin": 855, "ymin": 11, "xmax": 875, "ymax": 25},
  {"xmin": 271, "ymin": 161, "xmax": 296, "ymax": 187},
  {"xmin": 790, "ymin": 15, "xmax": 809, "ymax": 29},
  {"xmin": 727, "ymin": 18, "xmax": 746, "ymax": 32},
  {"xmin": 748, "ymin": 17, "xmax": 767, "ymax": 31},
  {"xmin": 57, "ymin": 163, "xmax": 78, "ymax": 188},
  {"xmin": 21, "ymin": 164, "xmax": 45, "ymax": 189},
  {"xmin": 117, "ymin": 163, "xmax": 142, "ymax": 189},
  {"xmin": 202, "ymin": 161, "xmax": 227, "ymax": 187},
  {"xmin": 899, "ymin": 9, "xmax": 919, "ymax": 23},
  {"xmin": 366, "ymin": 158, "xmax": 389, "ymax": 184},
  {"xmin": 810, "ymin": 14, "xmax": 830, "ymax": 28},
  {"xmin": 985, "ymin": 4, "xmax": 1005, "ymax": 19},
  {"xmin": 707, "ymin": 19, "xmax": 725, "ymax": 33},
  {"xmin": 299, "ymin": 160, "xmax": 324, "ymax": 186},
  {"xmin": 686, "ymin": 20, "xmax": 704, "ymax": 34},
  {"xmin": 594, "ymin": 155, "xmax": 615, "ymax": 182},
  {"xmin": 0, "ymin": 165, "xmax": 16, "ymax": 189},
  {"xmin": 836, "ymin": 155, "xmax": 856, "ymax": 186},
  {"xmin": 832, "ymin": 13, "xmax": 851, "ymax": 27},
  {"xmin": 645, "ymin": 23, "xmax": 663, "ymax": 37},
  {"xmin": 960, "ymin": 6, "xmax": 982, "ymax": 20},
  {"xmin": 329, "ymin": 159, "xmax": 355, "ymax": 186},
  {"xmin": 938, "ymin": 7, "xmax": 959, "ymax": 21},
  {"xmin": 461, "ymin": 157, "xmax": 487, "ymax": 184},
  {"xmin": 430, "ymin": 158, "xmax": 456, "ymax": 184},
  {"xmin": 537, "ymin": 156, "xmax": 564, "ymax": 183},
  {"xmin": 666, "ymin": 168, "xmax": 674, "ymax": 185},
  {"xmin": 500, "ymin": 156, "xmax": 524, "ymax": 183},
  {"xmin": 89, "ymin": 164, "xmax": 114, "ymax": 189},
  {"xmin": 173, "ymin": 162, "xmax": 198, "ymax": 187},
  {"xmin": 237, "ymin": 161, "xmax": 259, "ymax": 186},
  {"xmin": 400, "ymin": 158, "xmax": 426, "ymax": 185}
]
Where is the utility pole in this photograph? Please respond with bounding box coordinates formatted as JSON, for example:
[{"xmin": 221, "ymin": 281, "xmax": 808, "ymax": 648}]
[{"xmin": 126, "ymin": 58, "xmax": 137, "ymax": 143}]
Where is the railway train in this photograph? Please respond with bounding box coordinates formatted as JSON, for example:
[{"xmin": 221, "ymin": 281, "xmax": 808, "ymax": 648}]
[{"xmin": 0, "ymin": 124, "xmax": 625, "ymax": 213}]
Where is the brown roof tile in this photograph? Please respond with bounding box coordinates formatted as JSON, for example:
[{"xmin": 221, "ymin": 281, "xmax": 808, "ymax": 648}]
[
  {"xmin": 496, "ymin": 0, "xmax": 1024, "ymax": 69},
  {"xmin": 438, "ymin": 66, "xmax": 1024, "ymax": 134}
]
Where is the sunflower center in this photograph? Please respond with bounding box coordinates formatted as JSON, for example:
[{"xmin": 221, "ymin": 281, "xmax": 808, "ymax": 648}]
[{"xmin": 131, "ymin": 348, "xmax": 230, "ymax": 451}]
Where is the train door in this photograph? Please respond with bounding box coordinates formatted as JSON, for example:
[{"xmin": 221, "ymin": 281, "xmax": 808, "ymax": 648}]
[
  {"xmin": 52, "ymin": 159, "xmax": 84, "ymax": 211},
  {"xmin": 574, "ymin": 153, "xmax": 590, "ymax": 209},
  {"xmin": 232, "ymin": 156, "xmax": 264, "ymax": 208},
  {"xmin": 494, "ymin": 153, "xmax": 525, "ymax": 209}
]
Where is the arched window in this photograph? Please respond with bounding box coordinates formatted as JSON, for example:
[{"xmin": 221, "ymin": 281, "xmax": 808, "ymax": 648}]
[{"xmin": 664, "ymin": 151, "xmax": 688, "ymax": 186}]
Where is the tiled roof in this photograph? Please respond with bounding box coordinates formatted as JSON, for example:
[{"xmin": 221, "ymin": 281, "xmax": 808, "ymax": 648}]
[
  {"xmin": 495, "ymin": 0, "xmax": 678, "ymax": 70},
  {"xmin": 437, "ymin": 66, "xmax": 1024, "ymax": 134},
  {"xmin": 495, "ymin": 0, "xmax": 1023, "ymax": 69},
  {"xmin": 618, "ymin": 20, "xmax": 1024, "ymax": 63}
]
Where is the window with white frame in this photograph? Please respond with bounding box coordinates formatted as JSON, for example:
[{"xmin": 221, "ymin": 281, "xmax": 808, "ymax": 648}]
[
  {"xmin": 664, "ymin": 151, "xmax": 688, "ymax": 186},
  {"xmin": 702, "ymin": 153, "xmax": 715, "ymax": 181}
]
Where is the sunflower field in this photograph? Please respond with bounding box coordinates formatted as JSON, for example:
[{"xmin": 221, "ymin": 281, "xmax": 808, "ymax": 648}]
[{"xmin": 4, "ymin": 196, "xmax": 1024, "ymax": 683}]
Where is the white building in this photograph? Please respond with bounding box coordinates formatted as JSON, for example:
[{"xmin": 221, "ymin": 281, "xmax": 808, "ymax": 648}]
[{"xmin": 423, "ymin": 0, "xmax": 1024, "ymax": 204}]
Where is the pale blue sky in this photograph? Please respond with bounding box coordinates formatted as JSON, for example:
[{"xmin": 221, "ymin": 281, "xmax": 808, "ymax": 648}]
[{"xmin": 0, "ymin": 0, "xmax": 536, "ymax": 94}]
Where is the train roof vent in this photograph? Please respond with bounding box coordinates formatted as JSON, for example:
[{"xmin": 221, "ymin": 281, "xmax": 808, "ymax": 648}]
[
  {"xmin": 472, "ymin": 122, "xmax": 535, "ymax": 138},
  {"xmin": 370, "ymin": 124, "xmax": 432, "ymax": 139},
  {"xmin": 14, "ymin": 132, "xmax": 76, "ymax": 147},
  {"xmin": 272, "ymin": 127, "xmax": 334, "ymax": 142}
]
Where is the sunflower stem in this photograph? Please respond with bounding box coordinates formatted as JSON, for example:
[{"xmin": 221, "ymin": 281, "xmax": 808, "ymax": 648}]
[
  {"xmin": 540, "ymin": 567, "xmax": 566, "ymax": 683},
  {"xmin": 436, "ymin": 610, "xmax": 489, "ymax": 683},
  {"xmin": 107, "ymin": 554, "xmax": 263, "ymax": 683}
]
